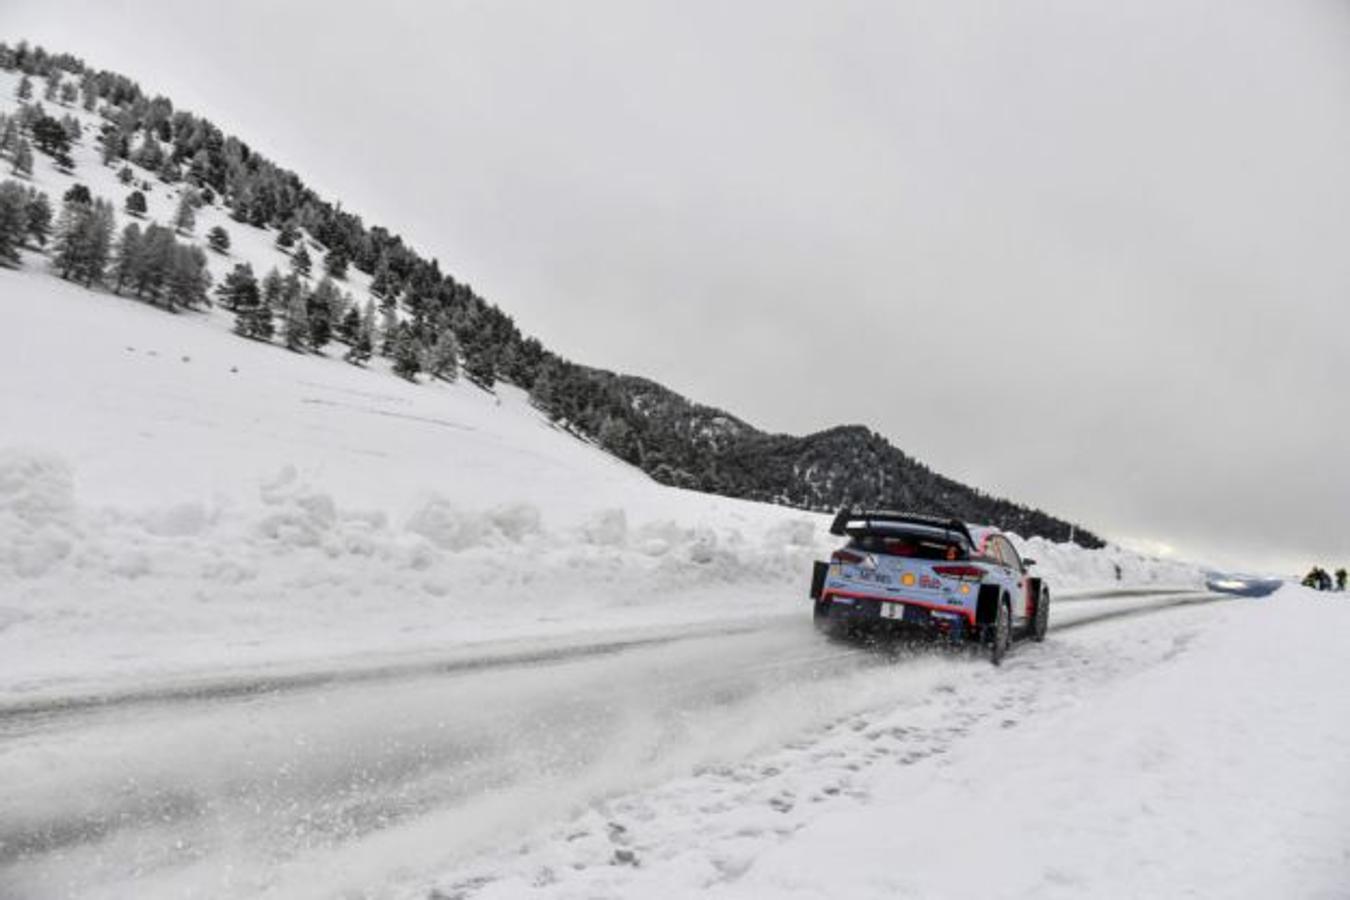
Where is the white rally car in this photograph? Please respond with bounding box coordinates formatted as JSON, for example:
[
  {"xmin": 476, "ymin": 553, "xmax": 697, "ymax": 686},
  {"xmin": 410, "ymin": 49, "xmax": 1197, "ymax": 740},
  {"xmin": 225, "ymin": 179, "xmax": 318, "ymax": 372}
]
[{"xmin": 808, "ymin": 510, "xmax": 1050, "ymax": 664}]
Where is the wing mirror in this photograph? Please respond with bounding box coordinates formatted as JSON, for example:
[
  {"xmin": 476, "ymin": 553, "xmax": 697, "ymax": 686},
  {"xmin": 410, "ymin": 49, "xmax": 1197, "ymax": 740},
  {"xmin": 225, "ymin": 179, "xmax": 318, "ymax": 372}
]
[{"xmin": 1023, "ymin": 558, "xmax": 1036, "ymax": 568}]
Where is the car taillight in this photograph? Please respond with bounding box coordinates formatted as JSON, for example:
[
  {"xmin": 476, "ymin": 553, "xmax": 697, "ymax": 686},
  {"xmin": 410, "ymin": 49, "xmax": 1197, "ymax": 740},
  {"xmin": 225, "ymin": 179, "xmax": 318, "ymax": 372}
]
[
  {"xmin": 933, "ymin": 565, "xmax": 986, "ymax": 580},
  {"xmin": 832, "ymin": 550, "xmax": 864, "ymax": 565}
]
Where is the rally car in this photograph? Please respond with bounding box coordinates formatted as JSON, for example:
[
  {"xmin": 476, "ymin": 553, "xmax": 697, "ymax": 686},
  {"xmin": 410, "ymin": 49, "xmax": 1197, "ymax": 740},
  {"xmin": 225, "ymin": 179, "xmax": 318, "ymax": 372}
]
[{"xmin": 808, "ymin": 509, "xmax": 1050, "ymax": 664}]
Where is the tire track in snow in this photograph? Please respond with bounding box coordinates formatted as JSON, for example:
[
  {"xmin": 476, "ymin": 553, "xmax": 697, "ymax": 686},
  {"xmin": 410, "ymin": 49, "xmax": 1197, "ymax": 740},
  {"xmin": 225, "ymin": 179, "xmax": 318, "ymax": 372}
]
[{"xmin": 0, "ymin": 591, "xmax": 1230, "ymax": 898}]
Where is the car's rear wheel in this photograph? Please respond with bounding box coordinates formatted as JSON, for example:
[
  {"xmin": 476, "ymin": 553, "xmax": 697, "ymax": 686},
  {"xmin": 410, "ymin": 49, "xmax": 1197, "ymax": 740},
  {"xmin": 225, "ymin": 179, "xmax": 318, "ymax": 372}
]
[
  {"xmin": 814, "ymin": 599, "xmax": 848, "ymax": 639},
  {"xmin": 1030, "ymin": 585, "xmax": 1050, "ymax": 642},
  {"xmin": 990, "ymin": 598, "xmax": 1011, "ymax": 665}
]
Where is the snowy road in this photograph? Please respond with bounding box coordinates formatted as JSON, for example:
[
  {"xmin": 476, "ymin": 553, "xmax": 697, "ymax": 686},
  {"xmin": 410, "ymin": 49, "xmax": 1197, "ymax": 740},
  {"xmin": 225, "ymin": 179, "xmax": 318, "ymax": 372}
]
[{"xmin": 0, "ymin": 590, "xmax": 1223, "ymax": 899}]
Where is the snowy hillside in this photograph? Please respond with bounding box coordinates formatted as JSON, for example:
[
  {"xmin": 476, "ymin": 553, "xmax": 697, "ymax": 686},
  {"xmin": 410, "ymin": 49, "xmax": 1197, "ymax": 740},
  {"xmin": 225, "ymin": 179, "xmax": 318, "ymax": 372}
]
[
  {"xmin": 0, "ymin": 58, "xmax": 1108, "ymax": 548},
  {"xmin": 0, "ymin": 260, "xmax": 1203, "ymax": 699},
  {"xmin": 0, "ymin": 65, "xmax": 1205, "ymax": 698}
]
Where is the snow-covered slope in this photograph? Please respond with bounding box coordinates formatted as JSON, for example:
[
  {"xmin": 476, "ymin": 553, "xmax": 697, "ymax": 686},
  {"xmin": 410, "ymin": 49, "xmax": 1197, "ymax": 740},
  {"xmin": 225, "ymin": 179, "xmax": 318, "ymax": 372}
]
[{"xmin": 0, "ymin": 262, "xmax": 1202, "ymax": 698}]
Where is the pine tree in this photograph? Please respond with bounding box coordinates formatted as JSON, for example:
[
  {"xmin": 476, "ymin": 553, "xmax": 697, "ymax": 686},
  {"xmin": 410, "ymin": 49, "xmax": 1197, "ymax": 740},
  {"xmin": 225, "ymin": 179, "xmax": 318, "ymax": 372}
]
[
  {"xmin": 99, "ymin": 128, "xmax": 125, "ymax": 166},
  {"xmin": 207, "ymin": 225, "xmax": 230, "ymax": 253},
  {"xmin": 124, "ymin": 189, "xmax": 146, "ymax": 216},
  {"xmin": 133, "ymin": 224, "xmax": 176, "ymax": 303},
  {"xmin": 425, "ymin": 329, "xmax": 460, "ymax": 381},
  {"xmin": 274, "ymin": 223, "xmax": 297, "ymax": 252},
  {"xmin": 60, "ymin": 114, "xmax": 81, "ymax": 144},
  {"xmin": 30, "ymin": 115, "xmax": 71, "ymax": 159},
  {"xmin": 134, "ymin": 134, "xmax": 163, "ymax": 171},
  {"xmin": 43, "ymin": 75, "xmax": 59, "ymax": 103},
  {"xmin": 0, "ymin": 180, "xmax": 28, "ymax": 263},
  {"xmin": 306, "ymin": 277, "xmax": 339, "ymax": 349},
  {"xmin": 0, "ymin": 117, "xmax": 17, "ymax": 156},
  {"xmin": 166, "ymin": 243, "xmax": 211, "ymax": 308},
  {"xmin": 283, "ymin": 288, "xmax": 309, "ymax": 352},
  {"xmin": 323, "ymin": 247, "xmax": 347, "ymax": 279},
  {"xmin": 392, "ymin": 323, "xmax": 421, "ymax": 380},
  {"xmin": 59, "ymin": 82, "xmax": 77, "ymax": 106},
  {"xmin": 188, "ymin": 149, "xmax": 211, "ymax": 187},
  {"xmin": 172, "ymin": 189, "xmax": 196, "ymax": 234},
  {"xmin": 11, "ymin": 140, "xmax": 32, "ymax": 177},
  {"xmin": 344, "ymin": 326, "xmax": 373, "ymax": 366},
  {"xmin": 117, "ymin": 165, "xmax": 134, "ymax": 185},
  {"xmin": 529, "ymin": 360, "xmax": 559, "ymax": 413},
  {"xmin": 51, "ymin": 201, "xmax": 85, "ymax": 278},
  {"xmin": 290, "ymin": 243, "xmax": 311, "ymax": 277},
  {"xmin": 338, "ymin": 304, "xmax": 361, "ymax": 345},
  {"xmin": 379, "ymin": 303, "xmax": 399, "ymax": 357},
  {"xmin": 240, "ymin": 299, "xmax": 275, "ymax": 341},
  {"xmin": 227, "ymin": 264, "xmax": 272, "ymax": 340},
  {"xmin": 216, "ymin": 262, "xmax": 259, "ymax": 311},
  {"xmin": 16, "ymin": 75, "xmax": 32, "ymax": 101},
  {"xmin": 53, "ymin": 197, "xmax": 114, "ymax": 286},
  {"xmin": 63, "ymin": 183, "xmax": 91, "ymax": 206},
  {"xmin": 111, "ymin": 222, "xmax": 143, "ymax": 293},
  {"xmin": 463, "ymin": 338, "xmax": 497, "ymax": 388},
  {"xmin": 261, "ymin": 267, "xmax": 285, "ymax": 310},
  {"xmin": 343, "ymin": 300, "xmax": 376, "ymax": 365},
  {"xmin": 25, "ymin": 189, "xmax": 52, "ymax": 248},
  {"xmin": 370, "ymin": 257, "xmax": 392, "ymax": 299},
  {"xmin": 85, "ymin": 200, "xmax": 118, "ymax": 287}
]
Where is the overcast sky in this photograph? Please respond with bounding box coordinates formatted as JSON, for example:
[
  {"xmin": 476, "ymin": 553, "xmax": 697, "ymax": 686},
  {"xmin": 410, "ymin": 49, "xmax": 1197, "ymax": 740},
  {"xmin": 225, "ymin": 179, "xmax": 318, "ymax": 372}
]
[{"xmin": 7, "ymin": 0, "xmax": 1349, "ymax": 572}]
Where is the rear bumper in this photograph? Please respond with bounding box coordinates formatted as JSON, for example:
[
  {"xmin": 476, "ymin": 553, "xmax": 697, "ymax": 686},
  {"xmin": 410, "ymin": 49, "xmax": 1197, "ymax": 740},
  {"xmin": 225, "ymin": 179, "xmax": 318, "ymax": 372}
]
[
  {"xmin": 823, "ymin": 588, "xmax": 977, "ymax": 628},
  {"xmin": 822, "ymin": 591, "xmax": 974, "ymax": 636}
]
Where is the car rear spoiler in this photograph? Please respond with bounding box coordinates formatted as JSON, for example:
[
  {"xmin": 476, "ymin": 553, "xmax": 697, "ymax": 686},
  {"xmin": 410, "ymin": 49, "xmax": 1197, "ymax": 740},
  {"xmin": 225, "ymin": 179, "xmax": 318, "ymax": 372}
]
[{"xmin": 828, "ymin": 508, "xmax": 973, "ymax": 545}]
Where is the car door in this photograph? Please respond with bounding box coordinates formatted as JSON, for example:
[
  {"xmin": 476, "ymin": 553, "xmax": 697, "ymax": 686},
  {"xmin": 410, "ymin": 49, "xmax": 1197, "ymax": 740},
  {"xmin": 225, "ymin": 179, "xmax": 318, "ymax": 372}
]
[
  {"xmin": 996, "ymin": 536, "xmax": 1030, "ymax": 624},
  {"xmin": 980, "ymin": 535, "xmax": 1014, "ymax": 615}
]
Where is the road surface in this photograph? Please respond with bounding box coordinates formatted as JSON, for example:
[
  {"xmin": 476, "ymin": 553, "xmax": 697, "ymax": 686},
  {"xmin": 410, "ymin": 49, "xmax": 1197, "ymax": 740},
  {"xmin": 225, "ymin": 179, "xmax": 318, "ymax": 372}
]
[{"xmin": 0, "ymin": 589, "xmax": 1223, "ymax": 899}]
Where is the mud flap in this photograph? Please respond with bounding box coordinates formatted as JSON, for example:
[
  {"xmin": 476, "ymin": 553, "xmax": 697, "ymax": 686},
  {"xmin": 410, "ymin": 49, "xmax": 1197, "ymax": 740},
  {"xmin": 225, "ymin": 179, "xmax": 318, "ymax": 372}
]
[
  {"xmin": 809, "ymin": 561, "xmax": 829, "ymax": 600},
  {"xmin": 1025, "ymin": 576, "xmax": 1043, "ymax": 619},
  {"xmin": 976, "ymin": 584, "xmax": 1001, "ymax": 627}
]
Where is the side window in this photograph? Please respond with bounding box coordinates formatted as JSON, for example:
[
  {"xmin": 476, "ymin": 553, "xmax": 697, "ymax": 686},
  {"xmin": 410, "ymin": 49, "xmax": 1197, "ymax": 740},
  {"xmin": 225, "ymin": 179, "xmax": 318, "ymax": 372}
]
[
  {"xmin": 981, "ymin": 537, "xmax": 1004, "ymax": 566},
  {"xmin": 999, "ymin": 537, "xmax": 1022, "ymax": 571}
]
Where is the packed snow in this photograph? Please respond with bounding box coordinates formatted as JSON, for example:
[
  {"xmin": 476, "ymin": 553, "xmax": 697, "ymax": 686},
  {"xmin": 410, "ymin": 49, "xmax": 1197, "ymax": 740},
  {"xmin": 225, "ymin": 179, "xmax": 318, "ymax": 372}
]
[{"xmin": 418, "ymin": 584, "xmax": 1350, "ymax": 900}]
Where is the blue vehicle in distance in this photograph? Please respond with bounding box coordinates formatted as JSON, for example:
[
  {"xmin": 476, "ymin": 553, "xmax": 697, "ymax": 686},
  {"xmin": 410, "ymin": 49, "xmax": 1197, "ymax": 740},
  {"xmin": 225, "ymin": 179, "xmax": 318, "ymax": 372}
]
[{"xmin": 809, "ymin": 509, "xmax": 1050, "ymax": 665}]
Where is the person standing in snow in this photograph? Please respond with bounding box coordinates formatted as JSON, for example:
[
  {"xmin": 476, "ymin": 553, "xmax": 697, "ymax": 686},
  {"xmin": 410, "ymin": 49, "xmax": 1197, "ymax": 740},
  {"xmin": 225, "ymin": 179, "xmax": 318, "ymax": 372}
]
[
  {"xmin": 1336, "ymin": 568, "xmax": 1347, "ymax": 592},
  {"xmin": 1302, "ymin": 567, "xmax": 1330, "ymax": 591}
]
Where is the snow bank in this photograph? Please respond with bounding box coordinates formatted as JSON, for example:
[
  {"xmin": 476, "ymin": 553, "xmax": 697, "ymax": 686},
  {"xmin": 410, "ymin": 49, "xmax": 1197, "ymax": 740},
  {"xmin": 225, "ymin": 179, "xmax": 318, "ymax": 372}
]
[
  {"xmin": 0, "ymin": 443, "xmax": 1202, "ymax": 696},
  {"xmin": 0, "ymin": 448, "xmax": 78, "ymax": 578},
  {"xmin": 1010, "ymin": 532, "xmax": 1202, "ymax": 592},
  {"xmin": 0, "ymin": 447, "xmax": 830, "ymax": 694}
]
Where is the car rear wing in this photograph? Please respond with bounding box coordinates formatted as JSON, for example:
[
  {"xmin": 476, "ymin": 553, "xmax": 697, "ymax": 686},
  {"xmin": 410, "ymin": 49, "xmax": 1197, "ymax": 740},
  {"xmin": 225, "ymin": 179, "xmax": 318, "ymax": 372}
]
[{"xmin": 827, "ymin": 508, "xmax": 973, "ymax": 546}]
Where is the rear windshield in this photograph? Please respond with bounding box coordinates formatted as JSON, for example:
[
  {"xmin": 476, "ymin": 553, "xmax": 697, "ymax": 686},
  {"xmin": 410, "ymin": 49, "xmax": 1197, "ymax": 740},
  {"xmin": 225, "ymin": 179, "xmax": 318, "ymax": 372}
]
[{"xmin": 848, "ymin": 531, "xmax": 969, "ymax": 561}]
